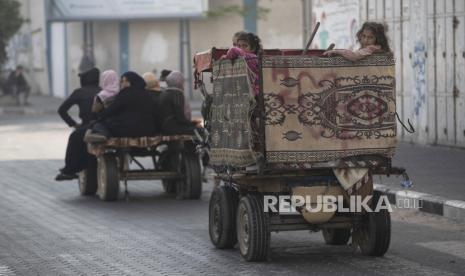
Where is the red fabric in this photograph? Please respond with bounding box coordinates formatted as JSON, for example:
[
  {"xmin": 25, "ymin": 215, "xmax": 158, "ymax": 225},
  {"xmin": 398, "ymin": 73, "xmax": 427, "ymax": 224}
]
[{"xmin": 193, "ymin": 49, "xmax": 213, "ymax": 73}]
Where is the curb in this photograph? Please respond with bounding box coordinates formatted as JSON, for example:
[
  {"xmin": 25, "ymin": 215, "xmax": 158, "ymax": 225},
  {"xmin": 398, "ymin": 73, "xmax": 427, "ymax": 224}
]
[{"xmin": 374, "ymin": 183, "xmax": 465, "ymax": 222}]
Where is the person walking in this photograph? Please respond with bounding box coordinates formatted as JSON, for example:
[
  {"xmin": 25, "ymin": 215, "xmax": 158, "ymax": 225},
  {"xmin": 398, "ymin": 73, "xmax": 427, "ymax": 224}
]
[{"xmin": 6, "ymin": 65, "xmax": 30, "ymax": 106}]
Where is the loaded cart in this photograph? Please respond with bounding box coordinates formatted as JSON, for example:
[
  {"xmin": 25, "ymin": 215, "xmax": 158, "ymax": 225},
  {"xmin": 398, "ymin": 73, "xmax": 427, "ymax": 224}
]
[
  {"xmin": 80, "ymin": 135, "xmax": 202, "ymax": 201},
  {"xmin": 194, "ymin": 48, "xmax": 410, "ymax": 262}
]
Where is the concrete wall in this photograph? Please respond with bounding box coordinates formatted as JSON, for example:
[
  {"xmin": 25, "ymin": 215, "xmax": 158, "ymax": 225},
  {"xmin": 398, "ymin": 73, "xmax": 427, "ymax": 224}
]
[
  {"xmin": 65, "ymin": 21, "xmax": 120, "ymax": 94},
  {"xmin": 129, "ymin": 20, "xmax": 181, "ymax": 75},
  {"xmin": 258, "ymin": 0, "xmax": 303, "ymax": 49},
  {"xmin": 66, "ymin": 22, "xmax": 83, "ymax": 95},
  {"xmin": 6, "ymin": 0, "xmax": 48, "ymax": 96},
  {"xmin": 59, "ymin": 0, "xmax": 304, "ymax": 100}
]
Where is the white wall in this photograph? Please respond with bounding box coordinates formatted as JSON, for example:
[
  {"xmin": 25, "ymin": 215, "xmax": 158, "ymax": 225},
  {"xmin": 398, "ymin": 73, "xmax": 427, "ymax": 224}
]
[
  {"xmin": 6, "ymin": 0, "xmax": 48, "ymax": 95},
  {"xmin": 50, "ymin": 23, "xmax": 66, "ymax": 98}
]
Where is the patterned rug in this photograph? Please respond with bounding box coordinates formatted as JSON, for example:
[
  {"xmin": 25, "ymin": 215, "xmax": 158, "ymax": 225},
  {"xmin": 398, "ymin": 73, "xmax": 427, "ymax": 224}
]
[
  {"xmin": 209, "ymin": 58, "xmax": 257, "ymax": 167},
  {"xmin": 262, "ymin": 54, "xmax": 397, "ymax": 164}
]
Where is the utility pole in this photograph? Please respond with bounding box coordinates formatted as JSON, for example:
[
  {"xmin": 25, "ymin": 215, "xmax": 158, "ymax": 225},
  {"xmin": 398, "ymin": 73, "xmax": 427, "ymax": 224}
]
[
  {"xmin": 302, "ymin": 0, "xmax": 313, "ymax": 48},
  {"xmin": 243, "ymin": 0, "xmax": 257, "ymax": 33}
]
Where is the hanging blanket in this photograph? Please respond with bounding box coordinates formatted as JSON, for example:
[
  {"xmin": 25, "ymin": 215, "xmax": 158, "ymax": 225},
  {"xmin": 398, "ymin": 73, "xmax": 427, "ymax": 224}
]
[
  {"xmin": 209, "ymin": 58, "xmax": 257, "ymax": 167},
  {"xmin": 262, "ymin": 54, "xmax": 397, "ymax": 164}
]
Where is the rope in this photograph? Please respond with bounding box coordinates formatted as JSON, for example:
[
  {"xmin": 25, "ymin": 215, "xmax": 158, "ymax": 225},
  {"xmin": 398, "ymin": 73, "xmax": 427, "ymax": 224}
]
[{"xmin": 395, "ymin": 112, "xmax": 415, "ymax": 133}]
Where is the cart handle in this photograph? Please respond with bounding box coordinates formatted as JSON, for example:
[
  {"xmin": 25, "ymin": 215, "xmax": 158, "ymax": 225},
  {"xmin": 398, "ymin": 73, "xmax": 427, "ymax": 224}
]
[{"xmin": 302, "ymin": 22, "xmax": 320, "ymax": 55}]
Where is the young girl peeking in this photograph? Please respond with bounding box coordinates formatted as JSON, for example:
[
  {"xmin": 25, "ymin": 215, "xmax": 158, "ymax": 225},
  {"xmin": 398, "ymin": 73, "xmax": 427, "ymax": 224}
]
[
  {"xmin": 221, "ymin": 32, "xmax": 262, "ymax": 96},
  {"xmin": 323, "ymin": 22, "xmax": 391, "ymax": 61}
]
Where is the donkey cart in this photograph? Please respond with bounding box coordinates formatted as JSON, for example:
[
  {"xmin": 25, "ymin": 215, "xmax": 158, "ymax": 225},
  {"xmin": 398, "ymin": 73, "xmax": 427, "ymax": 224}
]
[
  {"xmin": 194, "ymin": 47, "xmax": 409, "ymax": 261},
  {"xmin": 80, "ymin": 135, "xmax": 202, "ymax": 201}
]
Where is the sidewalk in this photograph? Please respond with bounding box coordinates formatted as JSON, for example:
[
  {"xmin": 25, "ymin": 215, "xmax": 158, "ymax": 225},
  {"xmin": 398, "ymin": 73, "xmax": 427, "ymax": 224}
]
[
  {"xmin": 0, "ymin": 94, "xmax": 62, "ymax": 115},
  {"xmin": 380, "ymin": 142, "xmax": 465, "ymax": 201},
  {"xmin": 374, "ymin": 142, "xmax": 465, "ymax": 222}
]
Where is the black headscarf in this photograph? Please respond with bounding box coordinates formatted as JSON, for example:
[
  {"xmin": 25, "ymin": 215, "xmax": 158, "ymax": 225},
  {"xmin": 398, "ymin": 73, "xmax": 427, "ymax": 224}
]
[
  {"xmin": 79, "ymin": 67, "xmax": 100, "ymax": 87},
  {"xmin": 121, "ymin": 71, "xmax": 146, "ymax": 89}
]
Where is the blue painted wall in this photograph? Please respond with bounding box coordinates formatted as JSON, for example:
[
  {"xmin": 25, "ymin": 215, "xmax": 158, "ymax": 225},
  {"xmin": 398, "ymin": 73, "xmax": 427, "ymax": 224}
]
[
  {"xmin": 119, "ymin": 22, "xmax": 129, "ymax": 74},
  {"xmin": 243, "ymin": 0, "xmax": 257, "ymax": 33}
]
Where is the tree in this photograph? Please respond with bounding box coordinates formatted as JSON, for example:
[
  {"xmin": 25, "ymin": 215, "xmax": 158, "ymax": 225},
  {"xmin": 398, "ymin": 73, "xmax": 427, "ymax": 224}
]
[
  {"xmin": 0, "ymin": 0, "xmax": 23, "ymax": 67},
  {"xmin": 206, "ymin": 4, "xmax": 270, "ymax": 20}
]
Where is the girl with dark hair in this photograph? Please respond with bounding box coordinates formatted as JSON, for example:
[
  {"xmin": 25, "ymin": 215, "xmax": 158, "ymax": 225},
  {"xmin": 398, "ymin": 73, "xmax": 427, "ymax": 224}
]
[
  {"xmin": 222, "ymin": 32, "xmax": 262, "ymax": 95},
  {"xmin": 323, "ymin": 21, "xmax": 391, "ymax": 61},
  {"xmin": 232, "ymin": 30, "xmax": 247, "ymax": 47}
]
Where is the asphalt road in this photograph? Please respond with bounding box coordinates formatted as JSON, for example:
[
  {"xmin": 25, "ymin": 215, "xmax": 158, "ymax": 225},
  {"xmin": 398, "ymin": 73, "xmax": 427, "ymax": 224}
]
[
  {"xmin": 0, "ymin": 114, "xmax": 464, "ymax": 275},
  {"xmin": 379, "ymin": 142, "xmax": 465, "ymax": 201}
]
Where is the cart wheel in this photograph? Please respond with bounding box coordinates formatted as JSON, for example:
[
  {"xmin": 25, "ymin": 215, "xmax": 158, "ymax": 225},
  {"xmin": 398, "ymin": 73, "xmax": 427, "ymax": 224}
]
[
  {"xmin": 178, "ymin": 151, "xmax": 202, "ymax": 199},
  {"xmin": 356, "ymin": 193, "xmax": 391, "ymax": 256},
  {"xmin": 97, "ymin": 154, "xmax": 119, "ymax": 201},
  {"xmin": 322, "ymin": 228, "xmax": 351, "ymax": 245},
  {"xmin": 78, "ymin": 156, "xmax": 98, "ymax": 196},
  {"xmin": 162, "ymin": 182, "xmax": 177, "ymax": 193},
  {"xmin": 209, "ymin": 185, "xmax": 238, "ymax": 249},
  {"xmin": 158, "ymin": 150, "xmax": 178, "ymax": 194},
  {"xmin": 237, "ymin": 193, "xmax": 270, "ymax": 262}
]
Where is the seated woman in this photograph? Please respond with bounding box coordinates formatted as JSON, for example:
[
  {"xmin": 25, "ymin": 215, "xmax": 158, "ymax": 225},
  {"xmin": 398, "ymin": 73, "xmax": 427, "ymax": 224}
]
[
  {"xmin": 143, "ymin": 72, "xmax": 163, "ymax": 133},
  {"xmin": 89, "ymin": 71, "xmax": 157, "ymax": 139},
  {"xmin": 157, "ymin": 71, "xmax": 195, "ymax": 135}
]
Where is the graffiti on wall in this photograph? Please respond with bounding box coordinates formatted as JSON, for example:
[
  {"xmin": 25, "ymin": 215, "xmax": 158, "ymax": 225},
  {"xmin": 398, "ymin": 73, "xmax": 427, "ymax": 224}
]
[
  {"xmin": 412, "ymin": 41, "xmax": 426, "ymax": 116},
  {"xmin": 312, "ymin": 0, "xmax": 359, "ymax": 50},
  {"xmin": 410, "ymin": 0, "xmax": 427, "ymax": 121}
]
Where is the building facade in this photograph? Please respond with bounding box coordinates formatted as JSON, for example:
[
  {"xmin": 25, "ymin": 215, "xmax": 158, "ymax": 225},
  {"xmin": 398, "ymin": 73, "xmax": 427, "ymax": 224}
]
[{"xmin": 8, "ymin": 0, "xmax": 305, "ymax": 99}]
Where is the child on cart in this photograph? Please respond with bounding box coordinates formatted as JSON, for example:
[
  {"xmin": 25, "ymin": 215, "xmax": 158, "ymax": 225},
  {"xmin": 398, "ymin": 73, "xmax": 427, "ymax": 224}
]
[
  {"xmin": 323, "ymin": 22, "xmax": 393, "ymax": 196},
  {"xmin": 221, "ymin": 32, "xmax": 262, "ymax": 96},
  {"xmin": 323, "ymin": 21, "xmax": 391, "ymax": 61}
]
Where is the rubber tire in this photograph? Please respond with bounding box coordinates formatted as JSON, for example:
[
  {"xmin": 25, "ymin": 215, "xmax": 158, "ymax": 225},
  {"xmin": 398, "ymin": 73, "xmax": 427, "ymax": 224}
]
[
  {"xmin": 97, "ymin": 154, "xmax": 120, "ymax": 201},
  {"xmin": 78, "ymin": 156, "xmax": 98, "ymax": 196},
  {"xmin": 237, "ymin": 193, "xmax": 270, "ymax": 262},
  {"xmin": 322, "ymin": 228, "xmax": 351, "ymax": 245},
  {"xmin": 162, "ymin": 182, "xmax": 177, "ymax": 194},
  {"xmin": 178, "ymin": 152, "xmax": 202, "ymax": 199},
  {"xmin": 158, "ymin": 151, "xmax": 178, "ymax": 194},
  {"xmin": 209, "ymin": 185, "xmax": 239, "ymax": 249},
  {"xmin": 358, "ymin": 193, "xmax": 391, "ymax": 256}
]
